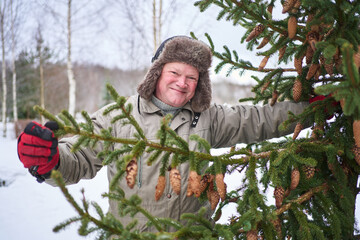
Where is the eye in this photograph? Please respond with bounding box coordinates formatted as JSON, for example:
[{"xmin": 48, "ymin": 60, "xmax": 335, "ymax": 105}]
[{"xmin": 187, "ymin": 76, "xmax": 198, "ymax": 82}]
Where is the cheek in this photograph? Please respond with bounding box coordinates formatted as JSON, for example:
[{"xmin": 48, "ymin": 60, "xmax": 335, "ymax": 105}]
[{"xmin": 188, "ymin": 83, "xmax": 198, "ymax": 97}]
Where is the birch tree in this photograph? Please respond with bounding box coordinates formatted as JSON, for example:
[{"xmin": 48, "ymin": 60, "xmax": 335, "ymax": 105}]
[
  {"xmin": 1, "ymin": 0, "xmax": 7, "ymax": 137},
  {"xmin": 10, "ymin": 0, "xmax": 20, "ymax": 122},
  {"xmin": 152, "ymin": 0, "xmax": 162, "ymax": 52},
  {"xmin": 66, "ymin": 0, "xmax": 76, "ymax": 117},
  {"xmin": 111, "ymin": 0, "xmax": 179, "ymax": 68}
]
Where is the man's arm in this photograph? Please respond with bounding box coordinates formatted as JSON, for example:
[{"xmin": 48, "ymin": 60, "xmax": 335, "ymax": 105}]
[{"xmin": 209, "ymin": 101, "xmax": 308, "ymax": 148}]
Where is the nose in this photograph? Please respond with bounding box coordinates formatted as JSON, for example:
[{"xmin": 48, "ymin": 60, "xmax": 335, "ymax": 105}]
[{"xmin": 176, "ymin": 76, "xmax": 187, "ymax": 88}]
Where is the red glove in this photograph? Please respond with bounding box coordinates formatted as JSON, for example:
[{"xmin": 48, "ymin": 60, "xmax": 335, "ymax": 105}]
[
  {"xmin": 309, "ymin": 94, "xmax": 339, "ymax": 119},
  {"xmin": 17, "ymin": 121, "xmax": 59, "ymax": 183}
]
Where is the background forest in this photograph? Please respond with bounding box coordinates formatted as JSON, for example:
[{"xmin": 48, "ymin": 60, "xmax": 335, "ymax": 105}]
[{"xmin": 0, "ymin": 0, "xmax": 254, "ymax": 134}]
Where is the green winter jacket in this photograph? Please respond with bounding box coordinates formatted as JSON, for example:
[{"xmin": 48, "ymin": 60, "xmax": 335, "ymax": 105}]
[{"xmin": 46, "ymin": 94, "xmax": 308, "ymax": 232}]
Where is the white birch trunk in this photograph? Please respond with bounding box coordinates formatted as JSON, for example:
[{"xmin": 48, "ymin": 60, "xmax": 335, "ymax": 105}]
[
  {"xmin": 1, "ymin": 1, "xmax": 7, "ymax": 137},
  {"xmin": 152, "ymin": 0, "xmax": 157, "ymax": 53},
  {"xmin": 67, "ymin": 0, "xmax": 76, "ymax": 116},
  {"xmin": 39, "ymin": 47, "xmax": 45, "ymax": 124},
  {"xmin": 11, "ymin": 0, "xmax": 17, "ymax": 122},
  {"xmin": 158, "ymin": 0, "xmax": 162, "ymax": 47}
]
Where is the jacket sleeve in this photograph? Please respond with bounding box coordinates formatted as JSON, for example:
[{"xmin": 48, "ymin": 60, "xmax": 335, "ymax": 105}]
[
  {"xmin": 209, "ymin": 101, "xmax": 309, "ymax": 148},
  {"xmin": 45, "ymin": 105, "xmax": 114, "ymax": 186}
]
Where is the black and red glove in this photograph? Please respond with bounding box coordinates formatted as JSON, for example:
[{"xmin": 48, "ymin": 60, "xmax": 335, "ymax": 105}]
[
  {"xmin": 309, "ymin": 94, "xmax": 339, "ymax": 119},
  {"xmin": 17, "ymin": 121, "xmax": 60, "ymax": 183}
]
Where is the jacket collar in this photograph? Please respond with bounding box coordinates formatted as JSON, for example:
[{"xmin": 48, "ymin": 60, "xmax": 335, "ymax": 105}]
[{"xmin": 138, "ymin": 95, "xmax": 194, "ymax": 115}]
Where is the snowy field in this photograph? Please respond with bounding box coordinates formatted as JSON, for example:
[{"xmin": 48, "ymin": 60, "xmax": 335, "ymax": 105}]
[{"xmin": 0, "ymin": 122, "xmax": 359, "ymax": 239}]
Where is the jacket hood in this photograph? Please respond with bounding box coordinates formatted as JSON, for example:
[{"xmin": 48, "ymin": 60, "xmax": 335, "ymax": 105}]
[{"xmin": 137, "ymin": 36, "xmax": 212, "ymax": 112}]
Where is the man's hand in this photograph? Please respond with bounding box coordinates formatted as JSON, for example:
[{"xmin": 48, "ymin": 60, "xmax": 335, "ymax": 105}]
[{"xmin": 17, "ymin": 121, "xmax": 59, "ymax": 183}]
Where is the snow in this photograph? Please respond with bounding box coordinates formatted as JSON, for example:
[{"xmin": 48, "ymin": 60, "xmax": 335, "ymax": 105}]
[
  {"xmin": 0, "ymin": 122, "xmax": 359, "ymax": 239},
  {"xmin": 0, "ymin": 123, "xmax": 109, "ymax": 240}
]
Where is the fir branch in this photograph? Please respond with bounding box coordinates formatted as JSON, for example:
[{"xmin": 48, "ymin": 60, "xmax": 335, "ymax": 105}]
[
  {"xmin": 51, "ymin": 170, "xmax": 124, "ymax": 235},
  {"xmin": 275, "ymin": 183, "xmax": 328, "ymax": 215}
]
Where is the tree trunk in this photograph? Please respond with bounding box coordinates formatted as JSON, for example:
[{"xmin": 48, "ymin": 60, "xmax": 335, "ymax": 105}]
[
  {"xmin": 39, "ymin": 42, "xmax": 45, "ymax": 124},
  {"xmin": 152, "ymin": 0, "xmax": 157, "ymax": 53},
  {"xmin": 158, "ymin": 0, "xmax": 162, "ymax": 48},
  {"xmin": 11, "ymin": 0, "xmax": 17, "ymax": 122},
  {"xmin": 67, "ymin": 0, "xmax": 76, "ymax": 116},
  {"xmin": 1, "ymin": 1, "xmax": 7, "ymax": 138}
]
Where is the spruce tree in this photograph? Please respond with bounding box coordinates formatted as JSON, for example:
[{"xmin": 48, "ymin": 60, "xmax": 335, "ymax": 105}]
[{"xmin": 35, "ymin": 0, "xmax": 360, "ymax": 239}]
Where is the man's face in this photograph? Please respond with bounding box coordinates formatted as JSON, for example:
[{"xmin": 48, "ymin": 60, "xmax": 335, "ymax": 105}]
[{"xmin": 155, "ymin": 62, "xmax": 199, "ymax": 108}]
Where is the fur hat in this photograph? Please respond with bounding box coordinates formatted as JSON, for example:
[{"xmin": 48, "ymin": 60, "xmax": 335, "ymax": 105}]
[{"xmin": 137, "ymin": 36, "xmax": 212, "ymax": 112}]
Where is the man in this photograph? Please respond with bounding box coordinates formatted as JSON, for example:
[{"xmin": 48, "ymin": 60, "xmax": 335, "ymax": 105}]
[{"xmin": 17, "ymin": 36, "xmax": 308, "ymax": 232}]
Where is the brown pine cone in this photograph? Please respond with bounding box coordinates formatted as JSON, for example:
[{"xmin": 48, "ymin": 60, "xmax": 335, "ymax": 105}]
[
  {"xmin": 199, "ymin": 173, "xmax": 211, "ymax": 194},
  {"xmin": 261, "ymin": 81, "xmax": 271, "ymax": 94},
  {"xmin": 353, "ymin": 120, "xmax": 360, "ymax": 147},
  {"xmin": 306, "ymin": 63, "xmax": 320, "ymax": 80},
  {"xmin": 279, "ymin": 46, "xmax": 287, "ymax": 61},
  {"xmin": 169, "ymin": 168, "xmax": 181, "ymax": 195},
  {"xmin": 246, "ymin": 230, "xmax": 258, "ymax": 240},
  {"xmin": 290, "ymin": 168, "xmax": 300, "ymax": 190},
  {"xmin": 292, "ymin": 122, "xmax": 303, "ymax": 140},
  {"xmin": 303, "ymin": 165, "xmax": 315, "ymax": 179},
  {"xmin": 294, "ymin": 55, "xmax": 303, "ymax": 75},
  {"xmin": 125, "ymin": 159, "xmax": 138, "ymax": 189},
  {"xmin": 340, "ymin": 98, "xmax": 345, "ymax": 111},
  {"xmin": 292, "ymin": 78, "xmax": 302, "ymax": 102},
  {"xmin": 246, "ymin": 24, "xmax": 265, "ymax": 42},
  {"xmin": 270, "ymin": 90, "xmax": 278, "ymax": 106},
  {"xmin": 207, "ymin": 182, "xmax": 220, "ymax": 211},
  {"xmin": 282, "ymin": 0, "xmax": 297, "ymax": 13},
  {"xmin": 258, "ymin": 55, "xmax": 270, "ymax": 70},
  {"xmin": 311, "ymin": 124, "xmax": 323, "ymax": 140},
  {"xmin": 210, "ymin": 191, "xmax": 220, "ymax": 210},
  {"xmin": 271, "ymin": 218, "xmax": 282, "ymax": 238},
  {"xmin": 307, "ymin": 31, "xmax": 319, "ymax": 51},
  {"xmin": 352, "ymin": 145, "xmax": 360, "ymax": 166},
  {"xmin": 213, "ymin": 209, "xmax": 222, "ymax": 222},
  {"xmin": 257, "ymin": 36, "xmax": 271, "ymax": 49},
  {"xmin": 216, "ymin": 173, "xmax": 226, "ymax": 201},
  {"xmin": 320, "ymin": 56, "xmax": 334, "ymax": 75},
  {"xmin": 305, "ymin": 46, "xmax": 314, "ymax": 65},
  {"xmin": 288, "ymin": 16, "xmax": 297, "ymax": 39},
  {"xmin": 291, "ymin": 0, "xmax": 301, "ymax": 13},
  {"xmin": 155, "ymin": 175, "xmax": 166, "ymax": 201},
  {"xmin": 187, "ymin": 170, "xmax": 201, "ymax": 197},
  {"xmin": 274, "ymin": 186, "xmax": 285, "ymax": 208},
  {"xmin": 353, "ymin": 45, "xmax": 360, "ymax": 69}
]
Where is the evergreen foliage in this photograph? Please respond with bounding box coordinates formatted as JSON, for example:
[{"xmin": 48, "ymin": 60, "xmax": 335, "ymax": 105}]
[{"xmin": 35, "ymin": 0, "xmax": 360, "ymax": 239}]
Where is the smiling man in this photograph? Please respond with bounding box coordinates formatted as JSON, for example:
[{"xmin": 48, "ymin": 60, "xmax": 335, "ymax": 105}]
[{"xmin": 17, "ymin": 36, "xmax": 308, "ymax": 232}]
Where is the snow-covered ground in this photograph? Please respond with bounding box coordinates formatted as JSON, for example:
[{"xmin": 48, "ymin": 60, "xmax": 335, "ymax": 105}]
[
  {"xmin": 0, "ymin": 123, "xmax": 109, "ymax": 240},
  {"xmin": 0, "ymin": 122, "xmax": 359, "ymax": 239}
]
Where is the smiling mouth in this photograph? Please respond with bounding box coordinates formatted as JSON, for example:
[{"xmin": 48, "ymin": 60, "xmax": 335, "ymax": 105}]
[{"xmin": 171, "ymin": 88, "xmax": 186, "ymax": 94}]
